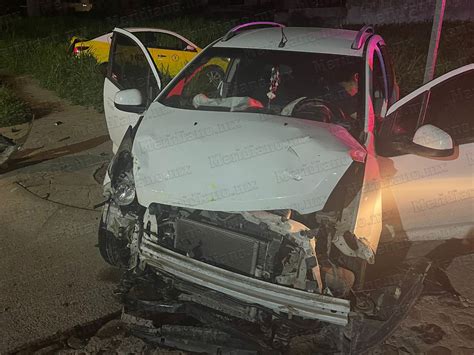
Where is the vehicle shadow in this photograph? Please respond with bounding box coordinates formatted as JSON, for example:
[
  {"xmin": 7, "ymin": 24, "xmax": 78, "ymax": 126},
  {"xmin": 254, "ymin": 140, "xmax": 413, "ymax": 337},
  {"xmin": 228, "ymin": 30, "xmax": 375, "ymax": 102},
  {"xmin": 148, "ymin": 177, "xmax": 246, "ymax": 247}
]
[{"xmin": 0, "ymin": 135, "xmax": 109, "ymax": 173}]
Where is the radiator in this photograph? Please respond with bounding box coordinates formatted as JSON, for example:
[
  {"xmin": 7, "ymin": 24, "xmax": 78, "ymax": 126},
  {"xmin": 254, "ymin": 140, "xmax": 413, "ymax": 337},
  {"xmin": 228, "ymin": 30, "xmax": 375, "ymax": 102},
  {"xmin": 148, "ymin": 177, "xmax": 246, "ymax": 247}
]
[{"xmin": 175, "ymin": 218, "xmax": 260, "ymax": 276}]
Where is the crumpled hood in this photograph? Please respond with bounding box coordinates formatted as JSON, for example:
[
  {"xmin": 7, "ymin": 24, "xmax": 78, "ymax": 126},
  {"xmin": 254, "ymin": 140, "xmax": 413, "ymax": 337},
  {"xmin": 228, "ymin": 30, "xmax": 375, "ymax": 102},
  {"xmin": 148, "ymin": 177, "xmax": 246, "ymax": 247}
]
[{"xmin": 132, "ymin": 102, "xmax": 364, "ymax": 214}]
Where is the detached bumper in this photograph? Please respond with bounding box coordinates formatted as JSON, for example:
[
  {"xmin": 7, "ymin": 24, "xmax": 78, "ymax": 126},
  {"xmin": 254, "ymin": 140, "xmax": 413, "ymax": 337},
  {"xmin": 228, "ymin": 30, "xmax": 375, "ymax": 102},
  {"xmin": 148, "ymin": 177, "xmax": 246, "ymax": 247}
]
[{"xmin": 140, "ymin": 235, "xmax": 351, "ymax": 326}]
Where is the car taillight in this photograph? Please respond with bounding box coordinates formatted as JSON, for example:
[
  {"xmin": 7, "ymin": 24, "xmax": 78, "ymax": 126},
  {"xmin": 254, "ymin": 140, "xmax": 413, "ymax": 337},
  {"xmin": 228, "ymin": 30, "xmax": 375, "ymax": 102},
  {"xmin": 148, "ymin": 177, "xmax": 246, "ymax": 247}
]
[{"xmin": 73, "ymin": 46, "xmax": 89, "ymax": 55}]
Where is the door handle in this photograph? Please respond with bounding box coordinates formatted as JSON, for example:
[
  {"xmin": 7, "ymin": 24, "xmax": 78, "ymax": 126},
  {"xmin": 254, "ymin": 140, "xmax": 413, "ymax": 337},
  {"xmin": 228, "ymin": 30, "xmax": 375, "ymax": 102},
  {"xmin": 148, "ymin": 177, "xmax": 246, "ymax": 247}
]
[{"xmin": 157, "ymin": 54, "xmax": 167, "ymax": 58}]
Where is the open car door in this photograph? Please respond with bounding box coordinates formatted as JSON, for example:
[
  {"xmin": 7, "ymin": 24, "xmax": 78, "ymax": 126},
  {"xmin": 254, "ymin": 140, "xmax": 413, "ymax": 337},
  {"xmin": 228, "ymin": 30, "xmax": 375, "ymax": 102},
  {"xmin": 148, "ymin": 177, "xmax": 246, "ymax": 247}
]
[
  {"xmin": 132, "ymin": 29, "xmax": 200, "ymax": 78},
  {"xmin": 104, "ymin": 28, "xmax": 162, "ymax": 152},
  {"xmin": 376, "ymin": 64, "xmax": 474, "ymax": 244}
]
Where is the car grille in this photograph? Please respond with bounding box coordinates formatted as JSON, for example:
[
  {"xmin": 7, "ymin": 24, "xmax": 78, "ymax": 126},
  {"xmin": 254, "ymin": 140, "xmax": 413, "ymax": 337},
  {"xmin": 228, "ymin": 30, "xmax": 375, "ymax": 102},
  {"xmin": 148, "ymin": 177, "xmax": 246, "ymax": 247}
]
[{"xmin": 175, "ymin": 218, "xmax": 261, "ymax": 276}]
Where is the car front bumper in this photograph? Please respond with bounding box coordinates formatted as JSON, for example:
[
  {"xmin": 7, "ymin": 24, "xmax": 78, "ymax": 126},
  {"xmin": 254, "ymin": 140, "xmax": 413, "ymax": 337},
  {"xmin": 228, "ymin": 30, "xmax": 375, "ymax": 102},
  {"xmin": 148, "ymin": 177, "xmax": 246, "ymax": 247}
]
[{"xmin": 139, "ymin": 233, "xmax": 351, "ymax": 326}]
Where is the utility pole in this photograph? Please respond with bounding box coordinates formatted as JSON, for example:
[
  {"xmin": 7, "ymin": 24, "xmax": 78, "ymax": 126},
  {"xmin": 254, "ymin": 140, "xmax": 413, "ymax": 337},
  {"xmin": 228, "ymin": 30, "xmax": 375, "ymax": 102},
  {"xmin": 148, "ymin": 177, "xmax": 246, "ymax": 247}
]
[{"xmin": 423, "ymin": 0, "xmax": 446, "ymax": 83}]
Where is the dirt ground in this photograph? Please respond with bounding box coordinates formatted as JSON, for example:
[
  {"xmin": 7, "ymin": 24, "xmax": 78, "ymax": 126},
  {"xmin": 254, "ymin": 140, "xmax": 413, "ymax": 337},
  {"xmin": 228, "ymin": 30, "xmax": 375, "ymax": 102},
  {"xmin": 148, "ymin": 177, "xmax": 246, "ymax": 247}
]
[
  {"xmin": 25, "ymin": 292, "xmax": 474, "ymax": 354},
  {"xmin": 0, "ymin": 75, "xmax": 120, "ymax": 353}
]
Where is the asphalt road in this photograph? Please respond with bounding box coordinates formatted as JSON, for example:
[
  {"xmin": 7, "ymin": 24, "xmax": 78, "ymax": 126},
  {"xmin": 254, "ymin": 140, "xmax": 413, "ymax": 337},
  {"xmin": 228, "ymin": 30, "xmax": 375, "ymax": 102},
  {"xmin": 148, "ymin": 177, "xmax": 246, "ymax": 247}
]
[{"xmin": 0, "ymin": 76, "xmax": 121, "ymax": 353}]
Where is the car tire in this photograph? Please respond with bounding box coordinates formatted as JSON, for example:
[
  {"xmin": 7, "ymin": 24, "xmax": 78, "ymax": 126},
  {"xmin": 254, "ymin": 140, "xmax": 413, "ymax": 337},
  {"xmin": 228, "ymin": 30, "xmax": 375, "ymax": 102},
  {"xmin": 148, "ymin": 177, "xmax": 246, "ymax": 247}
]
[{"xmin": 98, "ymin": 222, "xmax": 130, "ymax": 268}]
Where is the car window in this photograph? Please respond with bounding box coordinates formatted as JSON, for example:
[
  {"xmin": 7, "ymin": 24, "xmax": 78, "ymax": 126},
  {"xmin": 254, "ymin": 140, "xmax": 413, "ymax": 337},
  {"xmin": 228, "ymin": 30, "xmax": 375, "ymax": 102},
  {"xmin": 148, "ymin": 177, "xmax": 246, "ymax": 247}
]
[
  {"xmin": 110, "ymin": 33, "xmax": 159, "ymax": 105},
  {"xmin": 134, "ymin": 32, "xmax": 188, "ymax": 51},
  {"xmin": 422, "ymin": 69, "xmax": 474, "ymax": 144},
  {"xmin": 376, "ymin": 92, "xmax": 426, "ymax": 156},
  {"xmin": 159, "ymin": 47, "xmax": 364, "ymax": 125},
  {"xmin": 385, "ymin": 93, "xmax": 425, "ymax": 136}
]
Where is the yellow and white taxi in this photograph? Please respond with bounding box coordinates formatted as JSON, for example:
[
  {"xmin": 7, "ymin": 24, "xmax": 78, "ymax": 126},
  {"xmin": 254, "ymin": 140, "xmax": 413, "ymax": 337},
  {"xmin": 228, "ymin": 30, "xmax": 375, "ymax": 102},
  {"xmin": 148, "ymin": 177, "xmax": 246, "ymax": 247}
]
[{"xmin": 71, "ymin": 27, "xmax": 226, "ymax": 81}]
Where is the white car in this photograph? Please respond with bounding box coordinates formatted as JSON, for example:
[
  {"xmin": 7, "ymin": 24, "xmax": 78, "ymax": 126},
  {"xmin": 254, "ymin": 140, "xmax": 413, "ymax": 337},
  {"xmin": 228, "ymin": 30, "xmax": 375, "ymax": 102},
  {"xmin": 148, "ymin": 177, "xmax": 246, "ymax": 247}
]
[{"xmin": 98, "ymin": 23, "xmax": 473, "ymax": 352}]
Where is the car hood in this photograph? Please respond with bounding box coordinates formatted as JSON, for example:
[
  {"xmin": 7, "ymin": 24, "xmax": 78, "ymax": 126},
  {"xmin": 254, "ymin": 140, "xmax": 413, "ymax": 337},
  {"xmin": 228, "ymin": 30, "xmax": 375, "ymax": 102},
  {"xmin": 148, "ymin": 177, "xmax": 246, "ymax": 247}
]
[{"xmin": 132, "ymin": 102, "xmax": 365, "ymax": 214}]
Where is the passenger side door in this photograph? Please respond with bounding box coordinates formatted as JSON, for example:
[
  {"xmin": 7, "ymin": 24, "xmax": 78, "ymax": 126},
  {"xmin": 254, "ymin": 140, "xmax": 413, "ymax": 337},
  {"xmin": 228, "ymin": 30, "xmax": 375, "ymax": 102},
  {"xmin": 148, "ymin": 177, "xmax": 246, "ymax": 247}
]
[
  {"xmin": 134, "ymin": 31, "xmax": 199, "ymax": 78},
  {"xmin": 104, "ymin": 28, "xmax": 162, "ymax": 152},
  {"xmin": 376, "ymin": 64, "xmax": 474, "ymax": 243}
]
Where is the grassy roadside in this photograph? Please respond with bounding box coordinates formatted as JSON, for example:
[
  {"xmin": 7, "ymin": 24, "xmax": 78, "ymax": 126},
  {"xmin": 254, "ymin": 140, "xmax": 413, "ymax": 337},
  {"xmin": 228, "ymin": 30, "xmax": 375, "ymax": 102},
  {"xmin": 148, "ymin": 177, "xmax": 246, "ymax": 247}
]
[
  {"xmin": 0, "ymin": 15, "xmax": 231, "ymax": 112},
  {"xmin": 0, "ymin": 84, "xmax": 32, "ymax": 127},
  {"xmin": 0, "ymin": 15, "xmax": 473, "ymax": 114},
  {"xmin": 376, "ymin": 21, "xmax": 474, "ymax": 96}
]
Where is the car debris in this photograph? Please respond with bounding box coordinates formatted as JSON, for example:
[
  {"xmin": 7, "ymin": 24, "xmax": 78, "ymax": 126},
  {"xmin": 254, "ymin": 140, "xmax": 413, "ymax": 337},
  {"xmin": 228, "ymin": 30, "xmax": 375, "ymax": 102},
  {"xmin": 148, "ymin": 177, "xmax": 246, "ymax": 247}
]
[
  {"xmin": 97, "ymin": 22, "xmax": 474, "ymax": 352},
  {"xmin": 0, "ymin": 133, "xmax": 17, "ymax": 166},
  {"xmin": 0, "ymin": 116, "xmax": 34, "ymax": 168}
]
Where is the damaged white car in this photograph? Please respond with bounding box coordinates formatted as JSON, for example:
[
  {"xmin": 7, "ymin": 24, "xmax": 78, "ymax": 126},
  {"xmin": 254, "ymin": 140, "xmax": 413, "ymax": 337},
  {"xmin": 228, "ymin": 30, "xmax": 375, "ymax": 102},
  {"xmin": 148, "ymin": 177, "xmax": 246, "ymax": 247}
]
[{"xmin": 98, "ymin": 23, "xmax": 474, "ymax": 352}]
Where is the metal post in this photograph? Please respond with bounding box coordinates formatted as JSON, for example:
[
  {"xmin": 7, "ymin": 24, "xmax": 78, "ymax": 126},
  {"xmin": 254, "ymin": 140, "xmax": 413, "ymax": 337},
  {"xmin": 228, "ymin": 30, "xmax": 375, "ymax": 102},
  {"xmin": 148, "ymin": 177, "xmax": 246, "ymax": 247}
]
[{"xmin": 423, "ymin": 0, "xmax": 446, "ymax": 83}]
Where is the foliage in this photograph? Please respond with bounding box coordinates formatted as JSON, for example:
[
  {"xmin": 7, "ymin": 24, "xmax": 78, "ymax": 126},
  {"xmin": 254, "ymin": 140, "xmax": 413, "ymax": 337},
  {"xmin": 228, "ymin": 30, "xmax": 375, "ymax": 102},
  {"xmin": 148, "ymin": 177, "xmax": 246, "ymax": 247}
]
[
  {"xmin": 0, "ymin": 15, "xmax": 473, "ymax": 112},
  {"xmin": 0, "ymin": 84, "xmax": 32, "ymax": 127}
]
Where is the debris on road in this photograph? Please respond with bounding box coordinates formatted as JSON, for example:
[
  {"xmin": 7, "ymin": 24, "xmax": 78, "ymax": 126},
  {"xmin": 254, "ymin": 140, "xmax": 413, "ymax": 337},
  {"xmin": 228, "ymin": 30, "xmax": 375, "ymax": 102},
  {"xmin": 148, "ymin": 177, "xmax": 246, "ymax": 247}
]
[{"xmin": 0, "ymin": 133, "xmax": 17, "ymax": 166}]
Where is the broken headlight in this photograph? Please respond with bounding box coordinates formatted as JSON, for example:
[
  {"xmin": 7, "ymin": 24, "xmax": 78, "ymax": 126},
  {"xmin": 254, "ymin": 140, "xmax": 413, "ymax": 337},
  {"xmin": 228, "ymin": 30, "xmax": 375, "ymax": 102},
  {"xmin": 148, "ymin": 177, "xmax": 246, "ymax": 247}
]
[
  {"xmin": 113, "ymin": 169, "xmax": 136, "ymax": 206},
  {"xmin": 109, "ymin": 126, "xmax": 136, "ymax": 206}
]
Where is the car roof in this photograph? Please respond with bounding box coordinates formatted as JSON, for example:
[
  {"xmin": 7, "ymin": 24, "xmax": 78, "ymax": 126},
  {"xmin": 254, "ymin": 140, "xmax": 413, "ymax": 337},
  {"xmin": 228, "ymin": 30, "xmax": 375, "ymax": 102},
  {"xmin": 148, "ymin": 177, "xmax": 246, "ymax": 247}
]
[
  {"xmin": 124, "ymin": 27, "xmax": 198, "ymax": 47},
  {"xmin": 125, "ymin": 27, "xmax": 178, "ymax": 34},
  {"xmin": 90, "ymin": 28, "xmax": 199, "ymax": 49},
  {"xmin": 213, "ymin": 27, "xmax": 364, "ymax": 57}
]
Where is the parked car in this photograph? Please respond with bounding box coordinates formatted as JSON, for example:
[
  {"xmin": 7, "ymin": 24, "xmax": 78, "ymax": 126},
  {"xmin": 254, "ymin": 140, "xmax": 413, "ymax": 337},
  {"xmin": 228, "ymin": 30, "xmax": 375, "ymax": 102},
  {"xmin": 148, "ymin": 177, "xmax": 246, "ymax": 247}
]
[
  {"xmin": 97, "ymin": 23, "xmax": 474, "ymax": 352},
  {"xmin": 70, "ymin": 27, "xmax": 227, "ymax": 80}
]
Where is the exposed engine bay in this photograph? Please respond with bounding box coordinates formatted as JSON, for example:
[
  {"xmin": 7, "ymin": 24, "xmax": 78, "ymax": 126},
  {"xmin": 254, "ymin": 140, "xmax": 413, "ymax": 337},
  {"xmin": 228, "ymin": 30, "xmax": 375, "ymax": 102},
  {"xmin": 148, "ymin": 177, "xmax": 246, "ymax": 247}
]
[
  {"xmin": 142, "ymin": 206, "xmax": 366, "ymax": 297},
  {"xmin": 102, "ymin": 198, "xmax": 373, "ymax": 295},
  {"xmin": 99, "ymin": 196, "xmax": 429, "ymax": 352}
]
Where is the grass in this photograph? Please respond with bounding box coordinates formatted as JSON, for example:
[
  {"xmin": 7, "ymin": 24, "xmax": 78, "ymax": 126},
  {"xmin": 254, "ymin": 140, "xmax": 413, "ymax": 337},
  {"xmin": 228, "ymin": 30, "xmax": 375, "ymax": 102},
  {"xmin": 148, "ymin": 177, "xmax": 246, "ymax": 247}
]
[
  {"xmin": 0, "ymin": 84, "xmax": 32, "ymax": 127},
  {"xmin": 0, "ymin": 14, "xmax": 473, "ymax": 113},
  {"xmin": 0, "ymin": 15, "xmax": 232, "ymax": 112},
  {"xmin": 4, "ymin": 41, "xmax": 105, "ymax": 110},
  {"xmin": 376, "ymin": 22, "xmax": 474, "ymax": 96}
]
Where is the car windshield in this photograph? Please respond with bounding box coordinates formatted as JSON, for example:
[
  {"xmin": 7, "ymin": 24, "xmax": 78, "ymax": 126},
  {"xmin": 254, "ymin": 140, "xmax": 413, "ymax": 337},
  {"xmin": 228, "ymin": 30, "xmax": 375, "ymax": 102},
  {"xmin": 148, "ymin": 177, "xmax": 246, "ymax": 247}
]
[{"xmin": 158, "ymin": 47, "xmax": 364, "ymax": 125}]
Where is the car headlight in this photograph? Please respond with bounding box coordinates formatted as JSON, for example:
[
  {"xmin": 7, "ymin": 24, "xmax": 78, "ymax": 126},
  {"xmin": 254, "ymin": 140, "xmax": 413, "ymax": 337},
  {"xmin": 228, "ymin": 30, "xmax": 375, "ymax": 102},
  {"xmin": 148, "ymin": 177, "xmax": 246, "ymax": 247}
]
[{"xmin": 113, "ymin": 170, "xmax": 136, "ymax": 206}]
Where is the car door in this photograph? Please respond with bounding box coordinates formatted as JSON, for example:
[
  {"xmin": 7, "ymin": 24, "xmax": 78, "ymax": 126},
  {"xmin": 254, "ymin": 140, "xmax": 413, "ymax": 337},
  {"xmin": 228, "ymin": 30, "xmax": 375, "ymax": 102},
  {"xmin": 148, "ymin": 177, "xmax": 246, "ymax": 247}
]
[
  {"xmin": 376, "ymin": 64, "xmax": 474, "ymax": 243},
  {"xmin": 343, "ymin": 36, "xmax": 387, "ymax": 260},
  {"xmin": 104, "ymin": 28, "xmax": 162, "ymax": 152},
  {"xmin": 135, "ymin": 30, "xmax": 199, "ymax": 78}
]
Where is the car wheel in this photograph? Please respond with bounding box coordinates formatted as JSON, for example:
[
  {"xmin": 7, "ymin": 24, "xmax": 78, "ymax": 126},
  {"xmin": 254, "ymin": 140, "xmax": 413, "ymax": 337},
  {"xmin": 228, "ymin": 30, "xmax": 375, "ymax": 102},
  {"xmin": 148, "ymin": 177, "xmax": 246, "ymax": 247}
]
[{"xmin": 98, "ymin": 222, "xmax": 130, "ymax": 268}]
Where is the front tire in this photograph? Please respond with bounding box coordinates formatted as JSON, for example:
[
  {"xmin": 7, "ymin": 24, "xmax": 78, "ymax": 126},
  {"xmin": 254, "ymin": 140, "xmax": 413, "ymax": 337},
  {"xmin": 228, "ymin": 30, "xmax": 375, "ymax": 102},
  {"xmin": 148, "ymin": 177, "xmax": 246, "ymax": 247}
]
[{"xmin": 98, "ymin": 221, "xmax": 130, "ymax": 268}]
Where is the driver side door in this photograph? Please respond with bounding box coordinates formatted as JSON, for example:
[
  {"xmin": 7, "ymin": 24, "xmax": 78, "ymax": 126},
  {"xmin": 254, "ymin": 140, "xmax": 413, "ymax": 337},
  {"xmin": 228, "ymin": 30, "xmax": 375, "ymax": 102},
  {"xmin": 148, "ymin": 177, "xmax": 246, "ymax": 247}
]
[
  {"xmin": 376, "ymin": 64, "xmax": 474, "ymax": 243},
  {"xmin": 104, "ymin": 28, "xmax": 162, "ymax": 152}
]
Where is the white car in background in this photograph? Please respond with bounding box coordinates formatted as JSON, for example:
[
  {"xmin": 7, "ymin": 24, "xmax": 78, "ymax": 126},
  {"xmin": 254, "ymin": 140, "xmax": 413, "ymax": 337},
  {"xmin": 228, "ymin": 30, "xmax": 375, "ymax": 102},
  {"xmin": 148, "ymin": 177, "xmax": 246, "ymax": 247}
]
[{"xmin": 97, "ymin": 23, "xmax": 474, "ymax": 352}]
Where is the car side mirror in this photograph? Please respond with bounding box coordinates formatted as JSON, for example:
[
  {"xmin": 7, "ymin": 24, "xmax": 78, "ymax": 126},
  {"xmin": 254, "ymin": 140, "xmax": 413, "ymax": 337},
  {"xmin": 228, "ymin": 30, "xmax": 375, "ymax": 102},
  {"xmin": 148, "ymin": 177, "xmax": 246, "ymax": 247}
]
[
  {"xmin": 114, "ymin": 89, "xmax": 145, "ymax": 113},
  {"xmin": 380, "ymin": 124, "xmax": 454, "ymax": 158},
  {"xmin": 409, "ymin": 124, "xmax": 454, "ymax": 157},
  {"xmin": 413, "ymin": 124, "xmax": 454, "ymax": 155}
]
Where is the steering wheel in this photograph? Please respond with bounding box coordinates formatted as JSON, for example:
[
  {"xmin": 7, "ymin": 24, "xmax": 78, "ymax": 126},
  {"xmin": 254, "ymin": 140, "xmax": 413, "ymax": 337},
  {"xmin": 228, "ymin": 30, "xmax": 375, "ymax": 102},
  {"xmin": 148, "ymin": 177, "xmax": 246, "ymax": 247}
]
[
  {"xmin": 291, "ymin": 98, "xmax": 360, "ymax": 132},
  {"xmin": 291, "ymin": 98, "xmax": 343, "ymax": 122}
]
